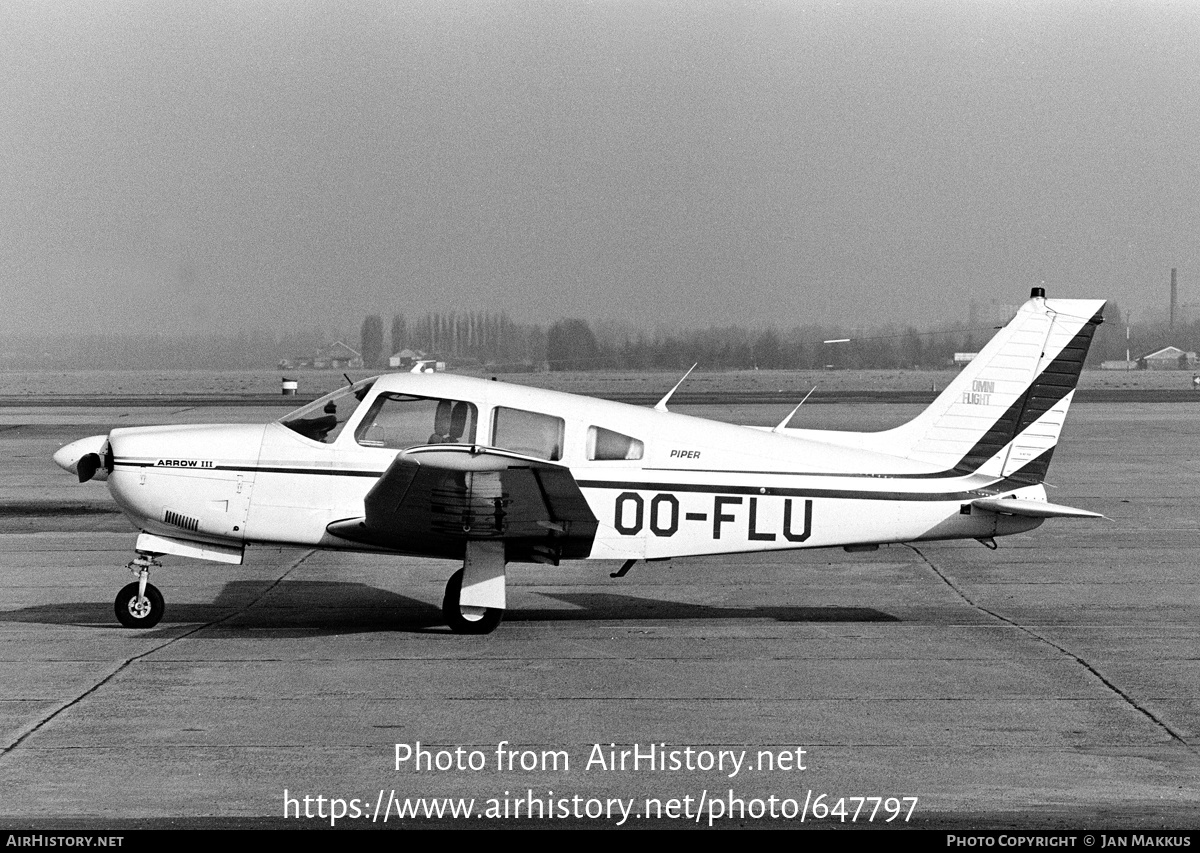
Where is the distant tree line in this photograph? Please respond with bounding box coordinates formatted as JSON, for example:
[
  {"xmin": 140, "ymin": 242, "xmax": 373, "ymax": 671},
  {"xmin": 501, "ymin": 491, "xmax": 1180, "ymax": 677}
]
[
  {"xmin": 360, "ymin": 311, "xmax": 546, "ymax": 370},
  {"xmin": 362, "ymin": 311, "xmax": 1009, "ymax": 371},
  {"xmin": 9, "ymin": 299, "xmax": 1195, "ymax": 372},
  {"xmin": 359, "ymin": 301, "xmax": 1190, "ymax": 372},
  {"xmin": 566, "ymin": 322, "xmax": 984, "ymax": 371}
]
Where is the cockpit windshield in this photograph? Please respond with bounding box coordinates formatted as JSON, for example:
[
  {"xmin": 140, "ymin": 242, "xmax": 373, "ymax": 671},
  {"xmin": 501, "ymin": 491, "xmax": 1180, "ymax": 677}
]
[{"xmin": 279, "ymin": 379, "xmax": 376, "ymax": 444}]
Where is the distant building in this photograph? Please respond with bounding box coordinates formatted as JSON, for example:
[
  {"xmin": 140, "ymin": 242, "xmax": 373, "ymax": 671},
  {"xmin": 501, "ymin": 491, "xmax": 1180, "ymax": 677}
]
[
  {"xmin": 953, "ymin": 352, "xmax": 978, "ymax": 365},
  {"xmin": 388, "ymin": 348, "xmax": 447, "ymax": 372},
  {"xmin": 1136, "ymin": 346, "xmax": 1198, "ymax": 370},
  {"xmin": 279, "ymin": 341, "xmax": 363, "ymax": 370},
  {"xmin": 388, "ymin": 348, "xmax": 427, "ymax": 369},
  {"xmin": 1100, "ymin": 360, "xmax": 1138, "ymax": 371}
]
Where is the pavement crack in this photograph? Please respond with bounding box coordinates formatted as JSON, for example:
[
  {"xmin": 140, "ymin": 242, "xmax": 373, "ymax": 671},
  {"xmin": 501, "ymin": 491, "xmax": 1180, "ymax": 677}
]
[
  {"xmin": 232, "ymin": 549, "xmax": 316, "ymax": 616},
  {"xmin": 905, "ymin": 543, "xmax": 1195, "ymax": 753},
  {"xmin": 0, "ymin": 550, "xmax": 316, "ymax": 758}
]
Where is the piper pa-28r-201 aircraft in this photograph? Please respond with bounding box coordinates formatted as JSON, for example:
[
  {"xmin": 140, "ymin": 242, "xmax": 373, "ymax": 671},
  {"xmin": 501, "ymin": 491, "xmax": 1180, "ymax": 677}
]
[{"xmin": 54, "ymin": 288, "xmax": 1104, "ymax": 634}]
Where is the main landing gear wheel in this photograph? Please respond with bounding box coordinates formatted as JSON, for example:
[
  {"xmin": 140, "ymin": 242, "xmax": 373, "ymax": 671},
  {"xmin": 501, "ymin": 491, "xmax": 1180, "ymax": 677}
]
[
  {"xmin": 442, "ymin": 568, "xmax": 504, "ymax": 635},
  {"xmin": 114, "ymin": 582, "xmax": 164, "ymax": 628}
]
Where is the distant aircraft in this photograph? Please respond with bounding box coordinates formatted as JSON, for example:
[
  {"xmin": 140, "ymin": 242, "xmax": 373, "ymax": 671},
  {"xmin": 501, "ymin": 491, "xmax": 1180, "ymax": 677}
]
[{"xmin": 53, "ymin": 289, "xmax": 1104, "ymax": 634}]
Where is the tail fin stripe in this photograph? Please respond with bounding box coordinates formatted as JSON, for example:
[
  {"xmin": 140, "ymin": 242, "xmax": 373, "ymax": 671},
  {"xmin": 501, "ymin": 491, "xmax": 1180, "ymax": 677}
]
[
  {"xmin": 951, "ymin": 309, "xmax": 1102, "ymax": 476},
  {"xmin": 985, "ymin": 448, "xmax": 1055, "ymax": 489},
  {"xmin": 819, "ymin": 298, "xmax": 1103, "ymax": 484}
]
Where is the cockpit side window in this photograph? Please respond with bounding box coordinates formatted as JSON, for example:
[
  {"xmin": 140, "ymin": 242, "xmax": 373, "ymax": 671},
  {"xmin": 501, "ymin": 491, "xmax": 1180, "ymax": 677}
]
[
  {"xmin": 355, "ymin": 394, "xmax": 477, "ymax": 450},
  {"xmin": 491, "ymin": 407, "xmax": 564, "ymax": 461},
  {"xmin": 280, "ymin": 379, "xmax": 375, "ymax": 444},
  {"xmin": 587, "ymin": 426, "xmax": 644, "ymax": 461}
]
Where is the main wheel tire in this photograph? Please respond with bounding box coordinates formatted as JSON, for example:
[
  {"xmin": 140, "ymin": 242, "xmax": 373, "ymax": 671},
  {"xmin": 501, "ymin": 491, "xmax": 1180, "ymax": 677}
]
[
  {"xmin": 114, "ymin": 582, "xmax": 165, "ymax": 628},
  {"xmin": 442, "ymin": 569, "xmax": 504, "ymax": 635}
]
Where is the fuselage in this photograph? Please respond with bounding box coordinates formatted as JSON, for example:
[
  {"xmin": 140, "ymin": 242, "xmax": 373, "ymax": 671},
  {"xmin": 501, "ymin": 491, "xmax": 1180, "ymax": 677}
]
[
  {"xmin": 74, "ymin": 372, "xmax": 1042, "ymax": 565},
  {"xmin": 50, "ymin": 292, "xmax": 1104, "ymax": 634}
]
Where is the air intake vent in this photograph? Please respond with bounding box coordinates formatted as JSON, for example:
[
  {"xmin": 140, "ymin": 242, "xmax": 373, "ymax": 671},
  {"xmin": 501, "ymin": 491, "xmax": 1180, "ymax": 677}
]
[{"xmin": 164, "ymin": 509, "xmax": 200, "ymax": 532}]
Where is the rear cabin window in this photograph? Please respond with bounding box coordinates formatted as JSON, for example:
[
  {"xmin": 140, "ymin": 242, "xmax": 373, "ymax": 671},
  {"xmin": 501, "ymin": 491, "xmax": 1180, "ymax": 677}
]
[
  {"xmin": 492, "ymin": 407, "xmax": 564, "ymax": 461},
  {"xmin": 355, "ymin": 394, "xmax": 477, "ymax": 450},
  {"xmin": 587, "ymin": 426, "xmax": 643, "ymax": 461}
]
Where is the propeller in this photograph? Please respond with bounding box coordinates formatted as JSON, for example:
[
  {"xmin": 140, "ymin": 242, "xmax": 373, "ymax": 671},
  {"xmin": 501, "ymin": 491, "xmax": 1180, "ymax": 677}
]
[{"xmin": 77, "ymin": 453, "xmax": 101, "ymax": 483}]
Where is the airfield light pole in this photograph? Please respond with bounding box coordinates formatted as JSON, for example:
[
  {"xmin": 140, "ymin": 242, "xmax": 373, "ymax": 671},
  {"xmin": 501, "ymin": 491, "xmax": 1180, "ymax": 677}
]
[{"xmin": 1125, "ymin": 311, "xmax": 1133, "ymax": 367}]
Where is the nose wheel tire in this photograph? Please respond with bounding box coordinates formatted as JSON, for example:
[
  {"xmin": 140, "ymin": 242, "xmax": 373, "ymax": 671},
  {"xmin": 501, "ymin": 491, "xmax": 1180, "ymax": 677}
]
[
  {"xmin": 114, "ymin": 582, "xmax": 165, "ymax": 628},
  {"xmin": 442, "ymin": 569, "xmax": 503, "ymax": 635}
]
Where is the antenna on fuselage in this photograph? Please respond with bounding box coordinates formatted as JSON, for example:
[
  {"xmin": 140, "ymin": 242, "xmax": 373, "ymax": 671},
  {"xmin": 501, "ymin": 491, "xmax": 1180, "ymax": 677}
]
[
  {"xmin": 772, "ymin": 386, "xmax": 817, "ymax": 433},
  {"xmin": 343, "ymin": 373, "xmax": 354, "ymax": 386},
  {"xmin": 654, "ymin": 364, "xmax": 697, "ymax": 412}
]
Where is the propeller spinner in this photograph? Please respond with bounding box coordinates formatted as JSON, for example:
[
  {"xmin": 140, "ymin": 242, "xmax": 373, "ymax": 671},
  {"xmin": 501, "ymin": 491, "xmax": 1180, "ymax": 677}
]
[{"xmin": 53, "ymin": 434, "xmax": 112, "ymax": 482}]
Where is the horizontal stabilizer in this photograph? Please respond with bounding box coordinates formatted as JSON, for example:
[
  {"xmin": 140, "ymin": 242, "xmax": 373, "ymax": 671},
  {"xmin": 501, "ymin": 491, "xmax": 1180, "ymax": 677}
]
[{"xmin": 970, "ymin": 497, "xmax": 1103, "ymax": 519}]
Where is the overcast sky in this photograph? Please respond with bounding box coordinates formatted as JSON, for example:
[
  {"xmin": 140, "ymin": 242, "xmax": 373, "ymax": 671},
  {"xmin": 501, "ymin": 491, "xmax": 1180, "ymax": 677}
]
[{"xmin": 2, "ymin": 1, "xmax": 1197, "ymax": 337}]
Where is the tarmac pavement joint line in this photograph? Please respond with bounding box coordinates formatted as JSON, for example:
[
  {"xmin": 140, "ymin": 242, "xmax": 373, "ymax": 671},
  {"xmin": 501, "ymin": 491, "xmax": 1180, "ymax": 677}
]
[
  {"xmin": 903, "ymin": 543, "xmax": 1195, "ymax": 754},
  {"xmin": 0, "ymin": 548, "xmax": 317, "ymax": 758},
  {"xmin": 560, "ymin": 636, "xmax": 667, "ymax": 680}
]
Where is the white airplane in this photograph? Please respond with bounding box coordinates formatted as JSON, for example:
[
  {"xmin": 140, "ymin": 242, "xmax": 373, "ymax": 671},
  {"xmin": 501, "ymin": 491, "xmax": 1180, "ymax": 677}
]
[{"xmin": 53, "ymin": 288, "xmax": 1104, "ymax": 634}]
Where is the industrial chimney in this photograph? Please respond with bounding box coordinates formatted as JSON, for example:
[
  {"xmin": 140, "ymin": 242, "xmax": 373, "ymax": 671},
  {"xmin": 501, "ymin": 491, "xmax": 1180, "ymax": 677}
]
[{"xmin": 1170, "ymin": 268, "xmax": 1178, "ymax": 329}]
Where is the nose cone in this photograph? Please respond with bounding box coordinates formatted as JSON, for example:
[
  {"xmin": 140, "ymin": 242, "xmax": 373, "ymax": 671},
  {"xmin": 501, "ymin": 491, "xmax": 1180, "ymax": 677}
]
[{"xmin": 53, "ymin": 435, "xmax": 109, "ymax": 480}]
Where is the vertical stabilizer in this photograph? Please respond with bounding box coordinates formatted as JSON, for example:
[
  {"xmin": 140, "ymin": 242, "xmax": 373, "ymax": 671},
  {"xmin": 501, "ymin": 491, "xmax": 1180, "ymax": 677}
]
[{"xmin": 870, "ymin": 290, "xmax": 1105, "ymax": 482}]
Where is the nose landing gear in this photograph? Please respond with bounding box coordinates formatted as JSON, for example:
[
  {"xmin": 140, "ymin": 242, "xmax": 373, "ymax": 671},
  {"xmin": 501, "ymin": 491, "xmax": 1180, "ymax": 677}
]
[{"xmin": 115, "ymin": 553, "xmax": 165, "ymax": 628}]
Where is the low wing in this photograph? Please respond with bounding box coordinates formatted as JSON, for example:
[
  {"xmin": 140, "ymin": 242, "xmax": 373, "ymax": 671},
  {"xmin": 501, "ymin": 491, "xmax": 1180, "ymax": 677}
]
[{"xmin": 327, "ymin": 445, "xmax": 599, "ymax": 563}]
